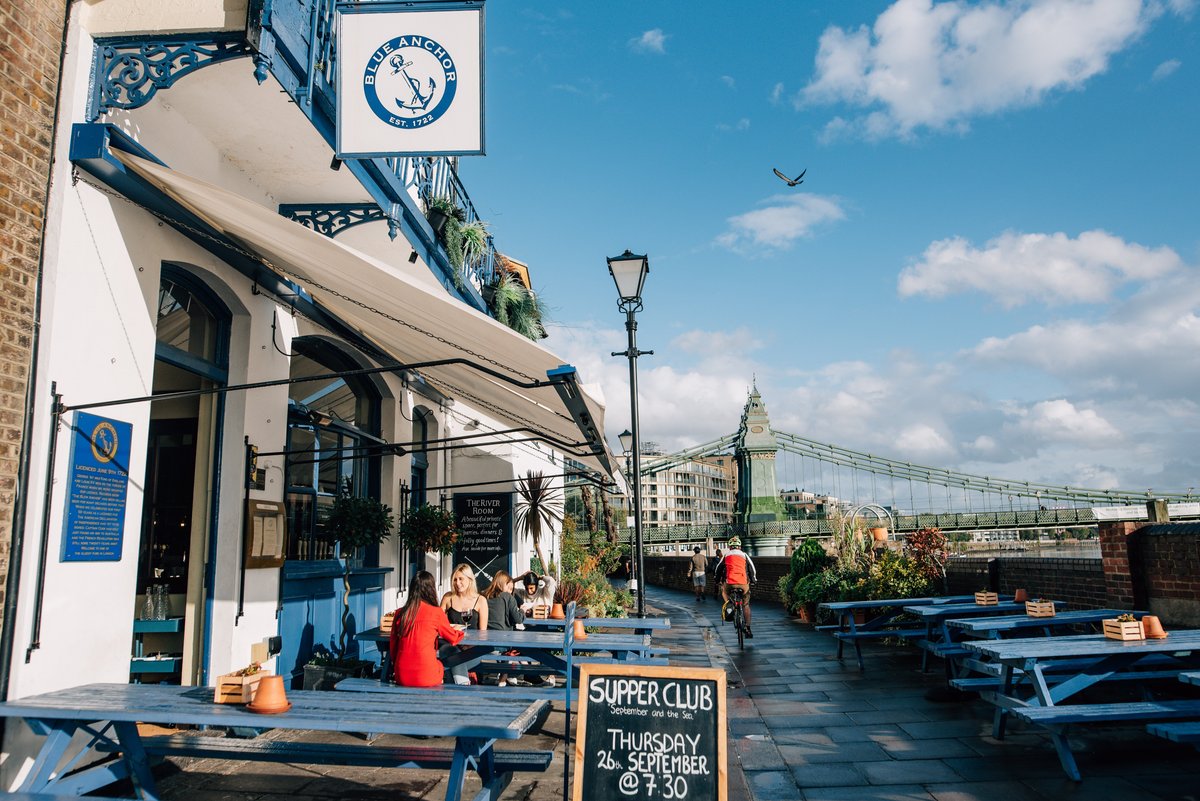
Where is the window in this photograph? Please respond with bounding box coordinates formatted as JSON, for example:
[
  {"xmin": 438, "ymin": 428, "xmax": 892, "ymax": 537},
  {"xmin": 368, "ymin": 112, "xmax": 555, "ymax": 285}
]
[{"xmin": 284, "ymin": 340, "xmax": 382, "ymax": 562}]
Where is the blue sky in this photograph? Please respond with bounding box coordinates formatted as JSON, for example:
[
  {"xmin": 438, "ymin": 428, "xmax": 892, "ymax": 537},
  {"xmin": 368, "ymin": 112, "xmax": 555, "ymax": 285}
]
[{"xmin": 462, "ymin": 0, "xmax": 1200, "ymax": 495}]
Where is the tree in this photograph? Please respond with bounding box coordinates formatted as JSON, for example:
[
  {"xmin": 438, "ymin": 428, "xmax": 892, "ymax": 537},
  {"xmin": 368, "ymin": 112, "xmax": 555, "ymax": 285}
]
[
  {"xmin": 321, "ymin": 492, "xmax": 394, "ymax": 657},
  {"xmin": 515, "ymin": 470, "xmax": 564, "ymax": 573}
]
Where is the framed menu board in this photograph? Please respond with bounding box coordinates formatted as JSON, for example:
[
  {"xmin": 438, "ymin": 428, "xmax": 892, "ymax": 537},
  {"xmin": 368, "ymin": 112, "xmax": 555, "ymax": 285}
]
[
  {"xmin": 244, "ymin": 499, "xmax": 286, "ymax": 568},
  {"xmin": 573, "ymin": 664, "xmax": 727, "ymax": 801}
]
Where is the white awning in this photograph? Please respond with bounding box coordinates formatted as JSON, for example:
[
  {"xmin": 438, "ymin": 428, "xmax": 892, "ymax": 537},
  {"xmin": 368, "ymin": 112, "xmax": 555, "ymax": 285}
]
[{"xmin": 112, "ymin": 150, "xmax": 618, "ymax": 479}]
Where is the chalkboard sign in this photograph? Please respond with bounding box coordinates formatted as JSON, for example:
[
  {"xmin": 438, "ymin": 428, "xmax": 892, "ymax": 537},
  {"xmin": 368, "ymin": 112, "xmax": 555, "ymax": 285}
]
[
  {"xmin": 452, "ymin": 492, "xmax": 513, "ymax": 590},
  {"xmin": 574, "ymin": 664, "xmax": 727, "ymax": 801}
]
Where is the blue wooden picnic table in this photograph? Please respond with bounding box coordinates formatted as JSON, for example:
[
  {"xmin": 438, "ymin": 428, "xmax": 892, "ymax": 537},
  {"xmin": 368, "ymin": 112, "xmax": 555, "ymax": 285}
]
[
  {"xmin": 522, "ymin": 615, "xmax": 670, "ymax": 634},
  {"xmin": 816, "ymin": 595, "xmax": 980, "ymax": 670},
  {"xmin": 944, "ymin": 608, "xmax": 1129, "ymax": 677},
  {"xmin": 903, "ymin": 600, "xmax": 1050, "ymax": 672},
  {"xmin": 1180, "ymin": 670, "xmax": 1200, "ymax": 686},
  {"xmin": 962, "ymin": 630, "xmax": 1200, "ymax": 780},
  {"xmin": 0, "ymin": 682, "xmax": 552, "ymax": 801}
]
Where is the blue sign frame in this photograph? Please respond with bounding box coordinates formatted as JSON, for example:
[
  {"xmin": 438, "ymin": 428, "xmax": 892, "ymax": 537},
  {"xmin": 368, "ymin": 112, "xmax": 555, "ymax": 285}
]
[{"xmin": 61, "ymin": 412, "xmax": 134, "ymax": 562}]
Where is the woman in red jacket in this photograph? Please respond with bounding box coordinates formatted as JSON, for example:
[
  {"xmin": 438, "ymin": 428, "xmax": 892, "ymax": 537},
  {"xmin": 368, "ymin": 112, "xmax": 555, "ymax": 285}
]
[{"xmin": 390, "ymin": 570, "xmax": 465, "ymax": 686}]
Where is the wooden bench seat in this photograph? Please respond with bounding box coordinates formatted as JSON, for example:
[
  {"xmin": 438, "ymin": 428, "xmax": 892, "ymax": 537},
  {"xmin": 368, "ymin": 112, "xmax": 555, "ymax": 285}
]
[
  {"xmin": 1013, "ymin": 699, "xmax": 1200, "ymax": 726},
  {"xmin": 832, "ymin": 628, "xmax": 925, "ymax": 642},
  {"xmin": 134, "ymin": 734, "xmax": 554, "ymax": 774},
  {"xmin": 1147, "ymin": 721, "xmax": 1200, "ymax": 746},
  {"xmin": 952, "ymin": 669, "xmax": 1185, "ymax": 692},
  {"xmin": 337, "ymin": 677, "xmax": 562, "ymax": 702}
]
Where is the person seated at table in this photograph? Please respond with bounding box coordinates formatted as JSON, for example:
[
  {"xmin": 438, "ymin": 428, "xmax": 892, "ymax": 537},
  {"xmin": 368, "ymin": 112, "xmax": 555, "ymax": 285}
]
[
  {"xmin": 515, "ymin": 570, "xmax": 557, "ymax": 615},
  {"xmin": 481, "ymin": 570, "xmax": 531, "ymax": 687},
  {"xmin": 390, "ymin": 570, "xmax": 464, "ymax": 687},
  {"xmin": 440, "ymin": 563, "xmax": 488, "ymax": 685}
]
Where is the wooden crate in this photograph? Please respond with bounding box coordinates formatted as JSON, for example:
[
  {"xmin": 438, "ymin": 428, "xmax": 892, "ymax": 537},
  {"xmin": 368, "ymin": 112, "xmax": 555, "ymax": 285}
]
[
  {"xmin": 530, "ymin": 605, "xmax": 550, "ymax": 620},
  {"xmin": 1025, "ymin": 601, "xmax": 1056, "ymax": 618},
  {"xmin": 380, "ymin": 611, "xmax": 395, "ymax": 634},
  {"xmin": 214, "ymin": 672, "xmax": 264, "ymax": 704},
  {"xmin": 974, "ymin": 592, "xmax": 999, "ymax": 606},
  {"xmin": 1103, "ymin": 619, "xmax": 1145, "ymax": 641}
]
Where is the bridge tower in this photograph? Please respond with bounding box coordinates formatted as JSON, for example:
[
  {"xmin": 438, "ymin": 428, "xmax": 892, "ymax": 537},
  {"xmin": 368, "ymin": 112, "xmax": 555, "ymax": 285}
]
[{"xmin": 735, "ymin": 386, "xmax": 785, "ymax": 525}]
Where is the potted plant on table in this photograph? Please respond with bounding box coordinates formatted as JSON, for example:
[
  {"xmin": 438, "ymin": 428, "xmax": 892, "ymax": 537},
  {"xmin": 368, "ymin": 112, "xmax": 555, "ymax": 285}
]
[
  {"xmin": 396, "ymin": 503, "xmax": 460, "ymax": 556},
  {"xmin": 303, "ymin": 491, "xmax": 395, "ymax": 691}
]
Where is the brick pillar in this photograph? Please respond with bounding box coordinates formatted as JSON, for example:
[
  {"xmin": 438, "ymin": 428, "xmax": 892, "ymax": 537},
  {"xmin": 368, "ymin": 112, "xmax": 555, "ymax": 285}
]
[
  {"xmin": 0, "ymin": 0, "xmax": 69, "ymax": 644},
  {"xmin": 1098, "ymin": 521, "xmax": 1144, "ymax": 610}
]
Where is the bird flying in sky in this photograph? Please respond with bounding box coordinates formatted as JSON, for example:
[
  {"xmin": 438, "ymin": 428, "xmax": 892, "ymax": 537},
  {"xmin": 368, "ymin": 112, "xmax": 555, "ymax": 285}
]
[{"xmin": 773, "ymin": 167, "xmax": 806, "ymax": 187}]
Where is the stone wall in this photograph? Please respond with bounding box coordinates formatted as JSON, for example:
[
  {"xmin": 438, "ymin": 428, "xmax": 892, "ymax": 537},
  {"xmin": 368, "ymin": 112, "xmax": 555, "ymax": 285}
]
[{"xmin": 0, "ymin": 0, "xmax": 68, "ymax": 645}]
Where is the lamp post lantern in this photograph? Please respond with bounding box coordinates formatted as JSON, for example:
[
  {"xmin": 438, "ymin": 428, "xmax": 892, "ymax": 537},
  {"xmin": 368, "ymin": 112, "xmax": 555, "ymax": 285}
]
[{"xmin": 608, "ymin": 251, "xmax": 651, "ymax": 618}]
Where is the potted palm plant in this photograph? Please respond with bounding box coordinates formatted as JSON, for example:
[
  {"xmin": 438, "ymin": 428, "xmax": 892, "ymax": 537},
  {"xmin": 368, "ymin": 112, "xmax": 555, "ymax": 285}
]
[{"xmin": 515, "ymin": 471, "xmax": 564, "ymax": 579}]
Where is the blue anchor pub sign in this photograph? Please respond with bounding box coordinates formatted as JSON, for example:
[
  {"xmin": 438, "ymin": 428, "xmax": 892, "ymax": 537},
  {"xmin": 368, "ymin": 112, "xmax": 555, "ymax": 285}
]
[{"xmin": 337, "ymin": 1, "xmax": 485, "ymax": 158}]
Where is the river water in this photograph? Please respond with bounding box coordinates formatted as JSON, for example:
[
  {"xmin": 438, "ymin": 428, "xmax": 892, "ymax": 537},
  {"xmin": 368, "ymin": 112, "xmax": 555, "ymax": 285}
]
[{"xmin": 949, "ymin": 541, "xmax": 1100, "ymax": 559}]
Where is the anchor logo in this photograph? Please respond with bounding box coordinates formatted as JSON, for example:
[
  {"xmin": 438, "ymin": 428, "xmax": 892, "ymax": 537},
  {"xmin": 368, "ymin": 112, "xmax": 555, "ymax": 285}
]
[{"xmin": 362, "ymin": 35, "xmax": 458, "ymax": 130}]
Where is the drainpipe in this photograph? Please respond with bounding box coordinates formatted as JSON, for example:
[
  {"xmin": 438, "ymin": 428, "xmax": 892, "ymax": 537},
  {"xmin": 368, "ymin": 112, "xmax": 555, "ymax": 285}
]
[{"xmin": 0, "ymin": 0, "xmax": 76, "ymax": 702}]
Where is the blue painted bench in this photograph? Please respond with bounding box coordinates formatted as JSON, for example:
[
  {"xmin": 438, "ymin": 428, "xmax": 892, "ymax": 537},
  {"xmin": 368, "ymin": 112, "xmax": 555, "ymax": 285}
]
[
  {"xmin": 951, "ymin": 668, "xmax": 1184, "ymax": 692},
  {"xmin": 128, "ymin": 734, "xmax": 555, "ymax": 774},
  {"xmin": 1012, "ymin": 699, "xmax": 1200, "ymax": 780},
  {"xmin": 1147, "ymin": 721, "xmax": 1200, "ymax": 748},
  {"xmin": 337, "ymin": 676, "xmax": 562, "ymax": 702}
]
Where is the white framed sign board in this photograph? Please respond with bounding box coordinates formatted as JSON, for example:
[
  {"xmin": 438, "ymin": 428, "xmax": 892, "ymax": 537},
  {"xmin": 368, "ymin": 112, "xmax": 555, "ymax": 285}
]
[{"xmin": 337, "ymin": 2, "xmax": 485, "ymax": 158}]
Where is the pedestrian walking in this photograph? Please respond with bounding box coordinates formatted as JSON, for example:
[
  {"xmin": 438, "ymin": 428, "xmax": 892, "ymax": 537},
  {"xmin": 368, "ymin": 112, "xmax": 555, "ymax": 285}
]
[{"xmin": 690, "ymin": 546, "xmax": 708, "ymax": 602}]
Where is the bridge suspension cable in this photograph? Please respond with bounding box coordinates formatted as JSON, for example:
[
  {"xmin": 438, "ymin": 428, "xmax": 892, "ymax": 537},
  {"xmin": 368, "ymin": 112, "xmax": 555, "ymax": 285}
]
[{"xmin": 773, "ymin": 431, "xmax": 1195, "ymax": 507}]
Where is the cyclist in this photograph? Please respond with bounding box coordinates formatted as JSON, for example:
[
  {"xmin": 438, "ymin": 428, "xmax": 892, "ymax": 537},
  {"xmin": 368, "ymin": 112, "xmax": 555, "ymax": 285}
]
[{"xmin": 716, "ymin": 536, "xmax": 756, "ymax": 638}]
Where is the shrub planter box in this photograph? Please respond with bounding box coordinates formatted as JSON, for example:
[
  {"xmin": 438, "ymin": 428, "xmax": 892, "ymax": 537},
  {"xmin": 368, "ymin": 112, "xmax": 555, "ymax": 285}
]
[
  {"xmin": 1103, "ymin": 619, "xmax": 1145, "ymax": 641},
  {"xmin": 1025, "ymin": 601, "xmax": 1056, "ymax": 618},
  {"xmin": 214, "ymin": 672, "xmax": 264, "ymax": 704},
  {"xmin": 974, "ymin": 592, "xmax": 999, "ymax": 606}
]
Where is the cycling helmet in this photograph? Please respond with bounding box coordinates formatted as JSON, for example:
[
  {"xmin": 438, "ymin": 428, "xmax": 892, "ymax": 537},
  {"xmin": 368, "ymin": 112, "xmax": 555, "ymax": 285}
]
[{"xmin": 727, "ymin": 536, "xmax": 741, "ymax": 548}]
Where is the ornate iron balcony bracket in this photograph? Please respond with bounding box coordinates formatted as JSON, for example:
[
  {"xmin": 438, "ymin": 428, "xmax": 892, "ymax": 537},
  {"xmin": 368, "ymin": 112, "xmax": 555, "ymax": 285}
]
[
  {"xmin": 278, "ymin": 203, "xmax": 390, "ymax": 239},
  {"xmin": 89, "ymin": 32, "xmax": 252, "ymax": 120}
]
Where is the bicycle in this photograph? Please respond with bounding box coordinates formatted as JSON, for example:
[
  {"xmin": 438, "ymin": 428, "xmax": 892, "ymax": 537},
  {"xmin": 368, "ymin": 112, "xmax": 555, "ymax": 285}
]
[{"xmin": 729, "ymin": 587, "xmax": 748, "ymax": 650}]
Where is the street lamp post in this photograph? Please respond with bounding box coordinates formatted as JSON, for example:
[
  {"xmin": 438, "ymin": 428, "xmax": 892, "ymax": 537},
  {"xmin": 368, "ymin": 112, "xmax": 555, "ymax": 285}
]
[
  {"xmin": 608, "ymin": 251, "xmax": 651, "ymax": 618},
  {"xmin": 618, "ymin": 429, "xmax": 635, "ymax": 598}
]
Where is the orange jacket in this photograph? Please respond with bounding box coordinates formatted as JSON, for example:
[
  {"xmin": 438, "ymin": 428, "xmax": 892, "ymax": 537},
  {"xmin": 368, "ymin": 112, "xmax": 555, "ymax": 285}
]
[{"xmin": 716, "ymin": 548, "xmax": 756, "ymax": 585}]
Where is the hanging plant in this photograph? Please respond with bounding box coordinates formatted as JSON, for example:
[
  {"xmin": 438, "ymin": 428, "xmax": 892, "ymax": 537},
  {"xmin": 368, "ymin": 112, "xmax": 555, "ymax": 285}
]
[
  {"xmin": 398, "ymin": 503, "xmax": 460, "ymax": 555},
  {"xmin": 486, "ymin": 271, "xmax": 548, "ymax": 341}
]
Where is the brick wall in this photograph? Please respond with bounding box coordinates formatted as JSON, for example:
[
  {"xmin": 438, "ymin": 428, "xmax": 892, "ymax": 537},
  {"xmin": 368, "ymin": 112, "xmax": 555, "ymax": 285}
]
[
  {"xmin": 0, "ymin": 0, "xmax": 68, "ymax": 639},
  {"xmin": 643, "ymin": 556, "xmax": 790, "ymax": 603},
  {"xmin": 1137, "ymin": 526, "xmax": 1200, "ymax": 626}
]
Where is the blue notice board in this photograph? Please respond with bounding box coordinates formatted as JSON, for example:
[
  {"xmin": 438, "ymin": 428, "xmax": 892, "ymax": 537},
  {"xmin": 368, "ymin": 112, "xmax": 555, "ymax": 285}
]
[{"xmin": 61, "ymin": 412, "xmax": 133, "ymax": 562}]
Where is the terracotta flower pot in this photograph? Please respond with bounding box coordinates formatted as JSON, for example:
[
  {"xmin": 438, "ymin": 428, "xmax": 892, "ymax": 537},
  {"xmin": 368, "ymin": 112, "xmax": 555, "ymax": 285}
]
[
  {"xmin": 246, "ymin": 674, "xmax": 290, "ymax": 714},
  {"xmin": 1141, "ymin": 615, "xmax": 1167, "ymax": 639},
  {"xmin": 550, "ymin": 603, "xmax": 565, "ymax": 619},
  {"xmin": 573, "ymin": 619, "xmax": 588, "ymax": 640},
  {"xmin": 1013, "ymin": 588, "xmax": 1029, "ymax": 603},
  {"xmin": 870, "ymin": 527, "xmax": 888, "ymax": 542}
]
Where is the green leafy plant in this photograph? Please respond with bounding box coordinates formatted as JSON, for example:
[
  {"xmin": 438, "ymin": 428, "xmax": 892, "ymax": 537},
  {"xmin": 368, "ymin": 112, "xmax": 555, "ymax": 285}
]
[
  {"xmin": 397, "ymin": 503, "xmax": 460, "ymax": 555},
  {"xmin": 904, "ymin": 528, "xmax": 949, "ymax": 592},
  {"xmin": 320, "ymin": 492, "xmax": 395, "ymax": 656},
  {"xmin": 516, "ymin": 471, "xmax": 564, "ymax": 576},
  {"xmin": 486, "ymin": 271, "xmax": 548, "ymax": 341}
]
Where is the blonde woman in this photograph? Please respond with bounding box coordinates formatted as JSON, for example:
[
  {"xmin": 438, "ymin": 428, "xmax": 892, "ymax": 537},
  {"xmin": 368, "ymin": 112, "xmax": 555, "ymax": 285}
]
[{"xmin": 440, "ymin": 564, "xmax": 488, "ymax": 684}]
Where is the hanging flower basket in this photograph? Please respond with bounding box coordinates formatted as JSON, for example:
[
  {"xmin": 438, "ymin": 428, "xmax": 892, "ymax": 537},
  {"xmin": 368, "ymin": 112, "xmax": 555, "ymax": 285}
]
[{"xmin": 398, "ymin": 504, "xmax": 460, "ymax": 555}]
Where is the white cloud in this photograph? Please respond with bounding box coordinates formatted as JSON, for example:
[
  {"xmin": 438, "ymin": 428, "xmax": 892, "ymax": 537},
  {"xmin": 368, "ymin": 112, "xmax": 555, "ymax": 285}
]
[
  {"xmin": 716, "ymin": 117, "xmax": 750, "ymax": 132},
  {"xmin": 970, "ymin": 269, "xmax": 1200, "ymax": 388},
  {"xmin": 629, "ymin": 29, "xmax": 667, "ymax": 54},
  {"xmin": 1012, "ymin": 399, "xmax": 1121, "ymax": 442},
  {"xmin": 672, "ymin": 328, "xmax": 764, "ymax": 356},
  {"xmin": 721, "ymin": 75, "xmax": 736, "ymax": 88},
  {"xmin": 716, "ymin": 194, "xmax": 846, "ymax": 251},
  {"xmin": 769, "ymin": 82, "xmax": 785, "ymax": 104},
  {"xmin": 897, "ymin": 229, "xmax": 1182, "ymax": 307},
  {"xmin": 1151, "ymin": 58, "xmax": 1182, "ymax": 80},
  {"xmin": 800, "ymin": 0, "xmax": 1175, "ymax": 138},
  {"xmin": 895, "ymin": 423, "xmax": 956, "ymax": 460}
]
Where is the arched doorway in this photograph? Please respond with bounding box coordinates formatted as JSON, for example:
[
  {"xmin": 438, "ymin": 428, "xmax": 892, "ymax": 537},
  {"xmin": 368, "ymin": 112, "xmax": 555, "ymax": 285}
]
[{"xmin": 135, "ymin": 266, "xmax": 229, "ymax": 685}]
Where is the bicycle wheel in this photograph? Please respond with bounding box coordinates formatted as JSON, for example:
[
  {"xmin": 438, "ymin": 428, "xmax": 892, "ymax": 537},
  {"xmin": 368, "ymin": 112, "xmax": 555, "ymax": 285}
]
[{"xmin": 735, "ymin": 603, "xmax": 745, "ymax": 650}]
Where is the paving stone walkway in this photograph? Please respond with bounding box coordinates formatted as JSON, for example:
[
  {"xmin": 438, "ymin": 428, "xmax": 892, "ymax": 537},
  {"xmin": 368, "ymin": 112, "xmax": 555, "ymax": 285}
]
[{"xmin": 139, "ymin": 586, "xmax": 1198, "ymax": 801}]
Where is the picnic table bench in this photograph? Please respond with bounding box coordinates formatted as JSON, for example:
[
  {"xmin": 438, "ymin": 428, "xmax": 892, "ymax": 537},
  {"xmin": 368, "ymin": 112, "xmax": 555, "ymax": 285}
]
[
  {"xmin": 1145, "ymin": 670, "xmax": 1200, "ymax": 750},
  {"xmin": 944, "ymin": 608, "xmax": 1130, "ymax": 677},
  {"xmin": 903, "ymin": 600, "xmax": 1051, "ymax": 672},
  {"xmin": 0, "ymin": 682, "xmax": 552, "ymax": 801},
  {"xmin": 816, "ymin": 596, "xmax": 979, "ymax": 670},
  {"xmin": 522, "ymin": 616, "xmax": 670, "ymax": 635},
  {"xmin": 963, "ymin": 630, "xmax": 1200, "ymax": 780}
]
